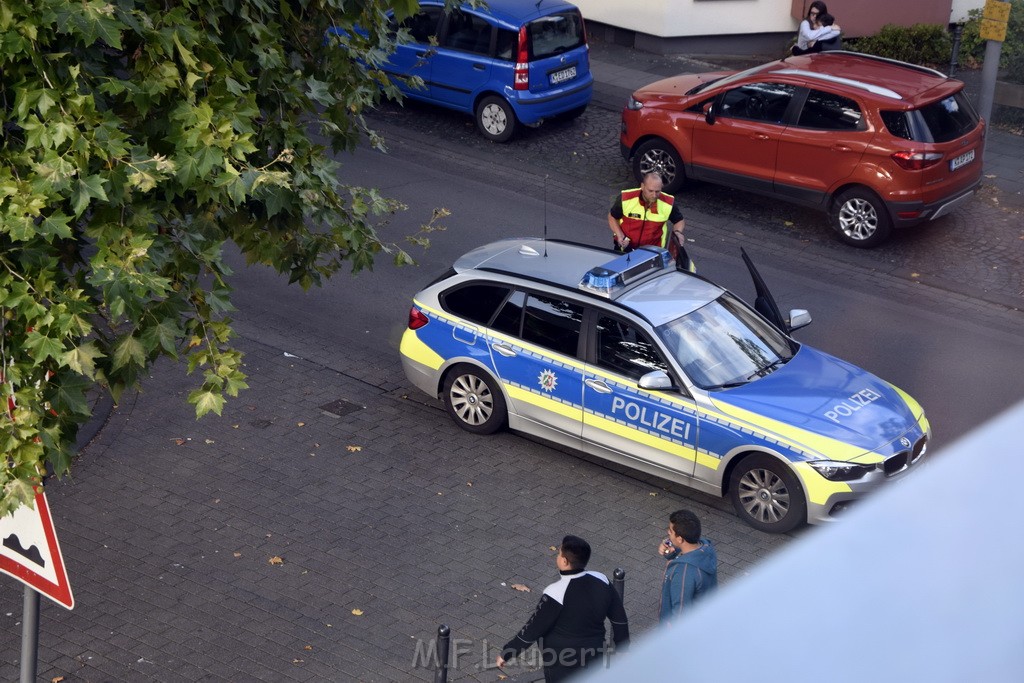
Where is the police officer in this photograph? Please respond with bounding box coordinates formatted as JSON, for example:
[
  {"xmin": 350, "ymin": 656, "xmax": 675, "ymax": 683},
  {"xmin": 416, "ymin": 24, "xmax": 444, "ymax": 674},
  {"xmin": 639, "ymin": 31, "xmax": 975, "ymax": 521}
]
[{"xmin": 607, "ymin": 172, "xmax": 685, "ymax": 253}]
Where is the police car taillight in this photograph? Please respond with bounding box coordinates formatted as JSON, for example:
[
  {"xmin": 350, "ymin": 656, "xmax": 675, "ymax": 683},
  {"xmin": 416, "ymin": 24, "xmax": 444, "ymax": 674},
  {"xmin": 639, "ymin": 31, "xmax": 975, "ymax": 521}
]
[
  {"xmin": 579, "ymin": 247, "xmax": 672, "ymax": 297},
  {"xmin": 408, "ymin": 306, "xmax": 429, "ymax": 330}
]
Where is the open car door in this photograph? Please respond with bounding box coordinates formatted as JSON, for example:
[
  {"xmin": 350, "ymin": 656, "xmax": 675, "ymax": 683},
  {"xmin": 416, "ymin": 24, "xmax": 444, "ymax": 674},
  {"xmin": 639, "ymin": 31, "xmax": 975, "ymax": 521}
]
[{"xmin": 740, "ymin": 247, "xmax": 790, "ymax": 334}]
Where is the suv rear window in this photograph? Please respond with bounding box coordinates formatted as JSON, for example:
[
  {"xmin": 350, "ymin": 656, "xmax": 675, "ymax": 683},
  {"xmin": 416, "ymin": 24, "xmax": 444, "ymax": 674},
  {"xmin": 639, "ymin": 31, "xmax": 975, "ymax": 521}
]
[
  {"xmin": 881, "ymin": 91, "xmax": 979, "ymax": 143},
  {"xmin": 527, "ymin": 11, "xmax": 584, "ymax": 59}
]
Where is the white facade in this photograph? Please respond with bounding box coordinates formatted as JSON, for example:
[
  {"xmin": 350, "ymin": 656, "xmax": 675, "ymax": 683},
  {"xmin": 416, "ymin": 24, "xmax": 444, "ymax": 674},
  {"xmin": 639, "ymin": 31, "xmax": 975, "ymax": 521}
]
[
  {"xmin": 573, "ymin": 0, "xmax": 985, "ymax": 39},
  {"xmin": 575, "ymin": 0, "xmax": 796, "ymax": 37}
]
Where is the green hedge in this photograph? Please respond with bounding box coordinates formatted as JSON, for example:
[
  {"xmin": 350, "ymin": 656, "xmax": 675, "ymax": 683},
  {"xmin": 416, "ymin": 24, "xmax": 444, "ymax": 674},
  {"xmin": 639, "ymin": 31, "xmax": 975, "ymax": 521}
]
[{"xmin": 846, "ymin": 24, "xmax": 952, "ymax": 66}]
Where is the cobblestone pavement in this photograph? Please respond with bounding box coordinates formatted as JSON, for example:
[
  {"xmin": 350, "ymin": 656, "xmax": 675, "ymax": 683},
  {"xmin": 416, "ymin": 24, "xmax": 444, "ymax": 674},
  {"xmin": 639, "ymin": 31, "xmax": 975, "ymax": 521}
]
[{"xmin": 1, "ymin": 336, "xmax": 789, "ymax": 682}]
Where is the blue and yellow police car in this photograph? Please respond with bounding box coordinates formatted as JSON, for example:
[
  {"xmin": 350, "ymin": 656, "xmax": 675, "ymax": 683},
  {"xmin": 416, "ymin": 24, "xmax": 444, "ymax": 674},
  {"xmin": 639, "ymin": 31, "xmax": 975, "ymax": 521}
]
[{"xmin": 400, "ymin": 238, "xmax": 930, "ymax": 533}]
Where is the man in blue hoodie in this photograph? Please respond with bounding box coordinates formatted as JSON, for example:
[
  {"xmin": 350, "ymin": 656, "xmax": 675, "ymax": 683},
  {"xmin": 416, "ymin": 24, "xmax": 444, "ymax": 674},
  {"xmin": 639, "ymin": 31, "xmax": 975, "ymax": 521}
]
[{"xmin": 659, "ymin": 509, "xmax": 718, "ymax": 624}]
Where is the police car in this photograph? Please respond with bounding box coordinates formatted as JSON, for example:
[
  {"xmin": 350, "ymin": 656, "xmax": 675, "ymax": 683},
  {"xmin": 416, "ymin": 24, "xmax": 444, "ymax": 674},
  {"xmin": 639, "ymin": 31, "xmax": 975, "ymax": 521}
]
[{"xmin": 400, "ymin": 239, "xmax": 930, "ymax": 533}]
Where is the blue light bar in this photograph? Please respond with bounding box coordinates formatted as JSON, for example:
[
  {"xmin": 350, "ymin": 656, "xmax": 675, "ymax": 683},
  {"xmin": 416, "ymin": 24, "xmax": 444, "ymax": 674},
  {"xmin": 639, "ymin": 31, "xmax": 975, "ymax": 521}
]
[{"xmin": 579, "ymin": 247, "xmax": 671, "ymax": 297}]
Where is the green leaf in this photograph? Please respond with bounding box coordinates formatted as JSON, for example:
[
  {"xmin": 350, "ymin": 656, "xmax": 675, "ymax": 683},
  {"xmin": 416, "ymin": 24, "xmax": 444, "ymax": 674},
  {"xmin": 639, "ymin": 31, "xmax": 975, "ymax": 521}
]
[
  {"xmin": 62, "ymin": 342, "xmax": 105, "ymax": 380},
  {"xmin": 188, "ymin": 389, "xmax": 225, "ymax": 417},
  {"xmin": 71, "ymin": 175, "xmax": 109, "ymax": 217},
  {"xmin": 24, "ymin": 331, "xmax": 65, "ymax": 363},
  {"xmin": 38, "ymin": 212, "xmax": 73, "ymax": 240},
  {"xmin": 51, "ymin": 372, "xmax": 92, "ymax": 417},
  {"xmin": 141, "ymin": 319, "xmax": 181, "ymax": 356},
  {"xmin": 112, "ymin": 335, "xmax": 146, "ymax": 370}
]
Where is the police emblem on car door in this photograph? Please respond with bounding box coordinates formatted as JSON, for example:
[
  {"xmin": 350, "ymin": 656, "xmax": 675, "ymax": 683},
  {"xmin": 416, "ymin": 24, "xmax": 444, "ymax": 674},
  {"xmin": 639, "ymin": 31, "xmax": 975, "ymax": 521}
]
[{"xmin": 486, "ymin": 290, "xmax": 585, "ymax": 443}]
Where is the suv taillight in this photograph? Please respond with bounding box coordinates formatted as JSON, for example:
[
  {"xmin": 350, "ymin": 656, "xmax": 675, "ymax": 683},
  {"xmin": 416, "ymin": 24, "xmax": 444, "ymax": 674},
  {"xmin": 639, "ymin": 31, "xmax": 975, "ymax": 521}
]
[
  {"xmin": 408, "ymin": 306, "xmax": 429, "ymax": 330},
  {"xmin": 514, "ymin": 26, "xmax": 529, "ymax": 90},
  {"xmin": 891, "ymin": 151, "xmax": 943, "ymax": 170}
]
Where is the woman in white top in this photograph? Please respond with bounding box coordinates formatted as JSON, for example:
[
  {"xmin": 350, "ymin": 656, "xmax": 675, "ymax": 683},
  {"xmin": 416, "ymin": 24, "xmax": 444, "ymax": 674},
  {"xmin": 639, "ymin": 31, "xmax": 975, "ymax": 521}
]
[{"xmin": 792, "ymin": 1, "xmax": 841, "ymax": 55}]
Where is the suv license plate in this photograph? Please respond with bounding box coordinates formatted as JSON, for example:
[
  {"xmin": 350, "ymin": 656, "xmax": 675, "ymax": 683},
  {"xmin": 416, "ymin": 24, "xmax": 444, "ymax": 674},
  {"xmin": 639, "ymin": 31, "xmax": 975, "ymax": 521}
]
[
  {"xmin": 550, "ymin": 66, "xmax": 576, "ymax": 85},
  {"xmin": 950, "ymin": 149, "xmax": 975, "ymax": 171}
]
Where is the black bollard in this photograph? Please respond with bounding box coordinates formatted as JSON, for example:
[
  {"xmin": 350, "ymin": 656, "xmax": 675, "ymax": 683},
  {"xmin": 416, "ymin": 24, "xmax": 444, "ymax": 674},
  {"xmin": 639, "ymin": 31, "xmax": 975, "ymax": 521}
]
[
  {"xmin": 433, "ymin": 624, "xmax": 451, "ymax": 683},
  {"xmin": 950, "ymin": 24, "xmax": 964, "ymax": 77},
  {"xmin": 612, "ymin": 568, "xmax": 625, "ymax": 602}
]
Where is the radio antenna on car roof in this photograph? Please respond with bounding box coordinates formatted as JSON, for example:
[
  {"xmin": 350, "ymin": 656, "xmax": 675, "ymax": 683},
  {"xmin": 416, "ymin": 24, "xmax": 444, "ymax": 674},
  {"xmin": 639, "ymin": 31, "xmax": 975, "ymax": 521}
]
[{"xmin": 543, "ymin": 174, "xmax": 549, "ymax": 257}]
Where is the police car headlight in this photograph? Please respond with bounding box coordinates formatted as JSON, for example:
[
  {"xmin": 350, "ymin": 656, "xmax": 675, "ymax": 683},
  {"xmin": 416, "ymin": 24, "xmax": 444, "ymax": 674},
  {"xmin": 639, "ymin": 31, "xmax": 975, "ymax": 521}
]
[
  {"xmin": 626, "ymin": 96, "xmax": 644, "ymax": 111},
  {"xmin": 808, "ymin": 460, "xmax": 875, "ymax": 482}
]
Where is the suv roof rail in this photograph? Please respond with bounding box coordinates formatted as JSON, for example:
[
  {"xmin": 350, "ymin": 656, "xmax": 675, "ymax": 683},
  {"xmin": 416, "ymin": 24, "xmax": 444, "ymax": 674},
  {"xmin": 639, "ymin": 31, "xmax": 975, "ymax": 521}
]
[
  {"xmin": 820, "ymin": 50, "xmax": 949, "ymax": 79},
  {"xmin": 773, "ymin": 68, "xmax": 903, "ymax": 99}
]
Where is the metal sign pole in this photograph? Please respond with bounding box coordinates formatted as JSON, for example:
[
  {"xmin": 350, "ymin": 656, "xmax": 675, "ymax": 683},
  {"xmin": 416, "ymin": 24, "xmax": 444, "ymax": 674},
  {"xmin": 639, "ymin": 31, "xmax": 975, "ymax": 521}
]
[{"xmin": 20, "ymin": 586, "xmax": 39, "ymax": 683}]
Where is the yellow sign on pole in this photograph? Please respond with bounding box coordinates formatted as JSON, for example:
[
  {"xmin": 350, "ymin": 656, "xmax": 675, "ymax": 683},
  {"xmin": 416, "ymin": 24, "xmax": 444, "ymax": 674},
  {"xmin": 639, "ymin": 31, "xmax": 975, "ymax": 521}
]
[
  {"xmin": 983, "ymin": 0, "xmax": 1011, "ymax": 23},
  {"xmin": 980, "ymin": 18, "xmax": 1008, "ymax": 42}
]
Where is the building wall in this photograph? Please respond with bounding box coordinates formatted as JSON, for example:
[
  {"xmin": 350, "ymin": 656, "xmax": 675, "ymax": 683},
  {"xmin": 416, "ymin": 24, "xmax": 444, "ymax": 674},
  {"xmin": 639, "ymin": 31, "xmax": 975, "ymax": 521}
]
[
  {"xmin": 577, "ymin": 0, "xmax": 797, "ymax": 37},
  {"xmin": 790, "ymin": 0, "xmax": 958, "ymax": 38},
  {"xmin": 574, "ymin": 0, "xmax": 984, "ymax": 42}
]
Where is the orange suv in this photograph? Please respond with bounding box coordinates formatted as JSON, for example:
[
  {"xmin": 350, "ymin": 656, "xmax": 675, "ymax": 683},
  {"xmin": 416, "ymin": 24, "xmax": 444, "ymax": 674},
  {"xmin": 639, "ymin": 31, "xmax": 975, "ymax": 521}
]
[{"xmin": 619, "ymin": 52, "xmax": 985, "ymax": 247}]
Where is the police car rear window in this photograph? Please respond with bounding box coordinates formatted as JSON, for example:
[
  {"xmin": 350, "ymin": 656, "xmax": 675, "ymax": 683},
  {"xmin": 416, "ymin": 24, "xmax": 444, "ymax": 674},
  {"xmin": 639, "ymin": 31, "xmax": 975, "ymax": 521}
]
[{"xmin": 441, "ymin": 283, "xmax": 511, "ymax": 325}]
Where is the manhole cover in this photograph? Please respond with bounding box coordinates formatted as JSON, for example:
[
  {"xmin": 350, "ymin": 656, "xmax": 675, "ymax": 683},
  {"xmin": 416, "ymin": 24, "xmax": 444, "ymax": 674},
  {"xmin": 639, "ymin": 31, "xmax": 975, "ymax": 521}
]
[{"xmin": 319, "ymin": 398, "xmax": 364, "ymax": 418}]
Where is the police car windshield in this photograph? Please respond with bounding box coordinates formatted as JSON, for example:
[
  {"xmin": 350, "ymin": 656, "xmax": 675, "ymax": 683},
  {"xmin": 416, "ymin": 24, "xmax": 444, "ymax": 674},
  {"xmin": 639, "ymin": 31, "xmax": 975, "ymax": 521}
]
[{"xmin": 656, "ymin": 293, "xmax": 793, "ymax": 390}]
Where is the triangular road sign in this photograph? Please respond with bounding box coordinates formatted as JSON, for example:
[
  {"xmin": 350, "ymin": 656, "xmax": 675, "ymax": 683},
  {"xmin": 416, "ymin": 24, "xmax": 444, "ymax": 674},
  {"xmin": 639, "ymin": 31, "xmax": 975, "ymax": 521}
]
[{"xmin": 0, "ymin": 487, "xmax": 74, "ymax": 609}]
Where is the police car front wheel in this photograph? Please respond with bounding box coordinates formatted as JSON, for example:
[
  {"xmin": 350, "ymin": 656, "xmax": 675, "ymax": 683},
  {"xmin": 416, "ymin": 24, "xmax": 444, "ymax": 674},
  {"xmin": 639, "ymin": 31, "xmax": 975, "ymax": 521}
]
[
  {"xmin": 729, "ymin": 454, "xmax": 807, "ymax": 533},
  {"xmin": 442, "ymin": 365, "xmax": 507, "ymax": 435}
]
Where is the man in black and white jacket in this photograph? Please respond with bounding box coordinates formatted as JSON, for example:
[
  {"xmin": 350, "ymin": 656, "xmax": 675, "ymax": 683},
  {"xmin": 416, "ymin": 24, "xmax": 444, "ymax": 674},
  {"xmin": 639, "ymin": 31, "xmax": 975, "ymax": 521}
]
[{"xmin": 497, "ymin": 535, "xmax": 629, "ymax": 682}]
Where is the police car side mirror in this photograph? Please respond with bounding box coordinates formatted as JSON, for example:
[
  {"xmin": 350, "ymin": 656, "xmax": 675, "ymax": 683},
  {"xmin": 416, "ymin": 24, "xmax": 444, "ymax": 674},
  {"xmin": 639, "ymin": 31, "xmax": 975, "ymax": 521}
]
[
  {"xmin": 787, "ymin": 309, "xmax": 812, "ymax": 331},
  {"xmin": 638, "ymin": 370, "xmax": 673, "ymax": 391}
]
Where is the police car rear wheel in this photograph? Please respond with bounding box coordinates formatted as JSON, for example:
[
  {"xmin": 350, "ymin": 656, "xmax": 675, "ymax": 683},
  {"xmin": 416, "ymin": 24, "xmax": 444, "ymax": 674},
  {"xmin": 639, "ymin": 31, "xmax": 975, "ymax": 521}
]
[
  {"xmin": 729, "ymin": 454, "xmax": 806, "ymax": 533},
  {"xmin": 443, "ymin": 365, "xmax": 507, "ymax": 435}
]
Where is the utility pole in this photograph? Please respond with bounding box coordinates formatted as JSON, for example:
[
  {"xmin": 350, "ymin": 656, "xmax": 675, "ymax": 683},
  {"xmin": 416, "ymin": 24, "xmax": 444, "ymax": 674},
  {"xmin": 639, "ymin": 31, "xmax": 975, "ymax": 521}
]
[{"xmin": 977, "ymin": 0, "xmax": 1012, "ymax": 125}]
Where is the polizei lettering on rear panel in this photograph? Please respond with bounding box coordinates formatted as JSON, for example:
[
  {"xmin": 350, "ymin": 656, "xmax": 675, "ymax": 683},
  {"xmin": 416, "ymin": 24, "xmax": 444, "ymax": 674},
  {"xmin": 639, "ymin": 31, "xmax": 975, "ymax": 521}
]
[
  {"xmin": 824, "ymin": 389, "xmax": 882, "ymax": 422},
  {"xmin": 610, "ymin": 397, "xmax": 691, "ymax": 440}
]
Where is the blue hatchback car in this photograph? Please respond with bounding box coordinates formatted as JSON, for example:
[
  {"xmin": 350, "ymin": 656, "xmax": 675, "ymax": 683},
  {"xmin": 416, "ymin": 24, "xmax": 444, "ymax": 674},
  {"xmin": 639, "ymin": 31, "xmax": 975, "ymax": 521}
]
[{"xmin": 378, "ymin": 0, "xmax": 593, "ymax": 142}]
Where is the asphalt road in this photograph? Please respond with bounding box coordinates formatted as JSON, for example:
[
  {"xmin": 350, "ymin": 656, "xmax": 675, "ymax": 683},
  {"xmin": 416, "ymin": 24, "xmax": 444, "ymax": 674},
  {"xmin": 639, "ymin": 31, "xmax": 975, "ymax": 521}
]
[{"xmin": 230, "ymin": 121, "xmax": 1024, "ymax": 450}]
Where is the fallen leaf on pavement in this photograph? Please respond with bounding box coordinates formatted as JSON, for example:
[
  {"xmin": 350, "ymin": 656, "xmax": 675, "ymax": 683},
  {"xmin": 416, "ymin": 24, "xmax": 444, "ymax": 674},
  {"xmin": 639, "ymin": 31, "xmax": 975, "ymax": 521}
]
[
  {"xmin": 346, "ymin": 445, "xmax": 362, "ymax": 452},
  {"xmin": 351, "ymin": 608, "xmax": 364, "ymax": 616},
  {"xmin": 784, "ymin": 220, "xmax": 794, "ymax": 227},
  {"xmin": 173, "ymin": 438, "xmax": 185, "ymax": 446},
  {"xmin": 297, "ymin": 422, "xmax": 305, "ymax": 427},
  {"xmin": 304, "ymin": 645, "xmax": 313, "ymax": 651},
  {"xmin": 292, "ymin": 659, "xmax": 304, "ymax": 664},
  {"xmin": 268, "ymin": 556, "xmax": 284, "ymax": 566},
  {"xmin": 511, "ymin": 584, "xmax": 531, "ymax": 593},
  {"xmin": 466, "ymin": 481, "xmax": 472, "ymax": 487},
  {"xmin": 233, "ymin": 552, "xmax": 242, "ymax": 558},
  {"xmin": 205, "ymin": 439, "xmax": 215, "ymax": 444},
  {"xmin": 51, "ymin": 677, "xmax": 65, "ymax": 683}
]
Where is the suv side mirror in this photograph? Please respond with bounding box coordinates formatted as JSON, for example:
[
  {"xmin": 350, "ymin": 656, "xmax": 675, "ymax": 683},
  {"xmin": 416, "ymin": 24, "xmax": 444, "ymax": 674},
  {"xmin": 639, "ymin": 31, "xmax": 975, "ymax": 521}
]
[{"xmin": 703, "ymin": 101, "xmax": 716, "ymax": 125}]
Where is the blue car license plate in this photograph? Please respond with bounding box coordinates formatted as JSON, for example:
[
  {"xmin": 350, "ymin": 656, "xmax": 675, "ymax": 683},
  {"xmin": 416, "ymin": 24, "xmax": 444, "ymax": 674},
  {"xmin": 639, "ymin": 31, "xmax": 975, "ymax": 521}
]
[{"xmin": 550, "ymin": 66, "xmax": 576, "ymax": 85}]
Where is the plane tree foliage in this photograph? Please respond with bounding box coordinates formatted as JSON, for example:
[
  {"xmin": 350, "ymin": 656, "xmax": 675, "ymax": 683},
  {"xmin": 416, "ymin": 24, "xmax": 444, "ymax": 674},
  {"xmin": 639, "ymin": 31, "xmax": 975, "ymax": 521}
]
[{"xmin": 0, "ymin": 0, "xmax": 447, "ymax": 514}]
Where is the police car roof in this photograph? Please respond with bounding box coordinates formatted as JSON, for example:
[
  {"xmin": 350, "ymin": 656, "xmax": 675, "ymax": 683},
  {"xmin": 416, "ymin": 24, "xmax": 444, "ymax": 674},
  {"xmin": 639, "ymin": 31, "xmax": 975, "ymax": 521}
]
[{"xmin": 453, "ymin": 238, "xmax": 723, "ymax": 323}]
